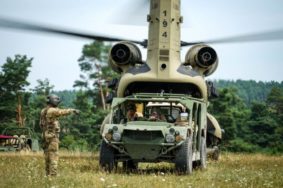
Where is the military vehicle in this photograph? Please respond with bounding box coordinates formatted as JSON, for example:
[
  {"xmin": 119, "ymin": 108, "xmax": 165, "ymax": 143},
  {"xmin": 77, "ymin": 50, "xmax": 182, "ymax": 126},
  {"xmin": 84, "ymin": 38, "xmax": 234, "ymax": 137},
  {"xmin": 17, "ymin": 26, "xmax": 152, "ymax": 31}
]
[
  {"xmin": 0, "ymin": 127, "xmax": 39, "ymax": 152},
  {"xmin": 0, "ymin": 0, "xmax": 281, "ymax": 173},
  {"xmin": 0, "ymin": 134, "xmax": 21, "ymax": 152},
  {"xmin": 100, "ymin": 94, "xmax": 208, "ymax": 173}
]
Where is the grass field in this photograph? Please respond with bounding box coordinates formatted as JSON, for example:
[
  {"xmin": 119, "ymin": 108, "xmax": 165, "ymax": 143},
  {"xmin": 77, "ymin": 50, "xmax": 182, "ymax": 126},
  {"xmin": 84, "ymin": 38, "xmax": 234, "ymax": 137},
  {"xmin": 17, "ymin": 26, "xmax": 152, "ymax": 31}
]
[{"xmin": 0, "ymin": 152, "xmax": 282, "ymax": 188}]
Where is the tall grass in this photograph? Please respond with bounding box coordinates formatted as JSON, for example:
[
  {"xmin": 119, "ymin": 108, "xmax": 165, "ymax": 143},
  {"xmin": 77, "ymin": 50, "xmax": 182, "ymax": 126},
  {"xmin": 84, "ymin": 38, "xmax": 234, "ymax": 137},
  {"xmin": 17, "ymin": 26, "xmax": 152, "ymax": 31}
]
[{"xmin": 0, "ymin": 152, "xmax": 282, "ymax": 188}]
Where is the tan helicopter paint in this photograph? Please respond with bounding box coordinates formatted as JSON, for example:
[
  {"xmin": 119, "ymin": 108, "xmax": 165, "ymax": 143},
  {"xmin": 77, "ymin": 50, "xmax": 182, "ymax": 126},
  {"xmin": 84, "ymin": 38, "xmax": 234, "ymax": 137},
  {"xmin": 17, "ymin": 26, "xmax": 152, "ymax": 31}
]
[
  {"xmin": 207, "ymin": 113, "xmax": 222, "ymax": 139},
  {"xmin": 116, "ymin": 0, "xmax": 208, "ymax": 100}
]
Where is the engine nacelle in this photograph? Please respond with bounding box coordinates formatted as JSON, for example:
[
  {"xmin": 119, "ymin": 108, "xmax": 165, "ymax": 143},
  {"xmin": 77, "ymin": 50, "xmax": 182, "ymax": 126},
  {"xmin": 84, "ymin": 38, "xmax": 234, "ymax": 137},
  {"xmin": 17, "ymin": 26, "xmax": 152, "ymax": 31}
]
[
  {"xmin": 109, "ymin": 42, "xmax": 142, "ymax": 73},
  {"xmin": 184, "ymin": 44, "xmax": 218, "ymax": 76}
]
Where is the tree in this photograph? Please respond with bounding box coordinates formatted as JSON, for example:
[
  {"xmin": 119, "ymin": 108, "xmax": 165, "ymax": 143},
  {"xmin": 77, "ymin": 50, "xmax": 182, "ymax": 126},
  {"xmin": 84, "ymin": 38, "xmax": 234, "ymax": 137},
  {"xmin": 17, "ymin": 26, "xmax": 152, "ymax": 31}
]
[
  {"xmin": 74, "ymin": 41, "xmax": 118, "ymax": 110},
  {"xmin": 32, "ymin": 79, "xmax": 54, "ymax": 96},
  {"xmin": 0, "ymin": 55, "xmax": 32, "ymax": 131},
  {"xmin": 267, "ymin": 87, "xmax": 283, "ymax": 121},
  {"xmin": 214, "ymin": 80, "xmax": 283, "ymax": 106},
  {"xmin": 266, "ymin": 87, "xmax": 283, "ymax": 152},
  {"xmin": 246, "ymin": 102, "xmax": 276, "ymax": 145},
  {"xmin": 61, "ymin": 90, "xmax": 104, "ymax": 150},
  {"xmin": 209, "ymin": 87, "xmax": 250, "ymax": 149},
  {"xmin": 65, "ymin": 41, "xmax": 118, "ymax": 150},
  {"xmin": 240, "ymin": 87, "xmax": 283, "ymax": 153}
]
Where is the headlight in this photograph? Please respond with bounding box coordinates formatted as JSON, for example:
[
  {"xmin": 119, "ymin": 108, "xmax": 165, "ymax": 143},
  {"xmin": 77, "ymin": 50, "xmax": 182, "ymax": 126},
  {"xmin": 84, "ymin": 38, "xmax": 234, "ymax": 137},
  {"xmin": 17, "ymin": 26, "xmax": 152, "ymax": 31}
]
[
  {"xmin": 112, "ymin": 132, "xmax": 121, "ymax": 142},
  {"xmin": 169, "ymin": 128, "xmax": 175, "ymax": 134},
  {"xmin": 113, "ymin": 126, "xmax": 118, "ymax": 132},
  {"xmin": 165, "ymin": 134, "xmax": 175, "ymax": 143}
]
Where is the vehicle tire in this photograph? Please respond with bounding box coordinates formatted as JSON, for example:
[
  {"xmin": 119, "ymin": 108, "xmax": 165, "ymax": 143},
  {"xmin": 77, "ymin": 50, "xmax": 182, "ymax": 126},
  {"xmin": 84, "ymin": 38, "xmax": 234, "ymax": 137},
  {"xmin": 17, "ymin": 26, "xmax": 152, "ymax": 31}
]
[
  {"xmin": 99, "ymin": 140, "xmax": 115, "ymax": 172},
  {"xmin": 123, "ymin": 160, "xmax": 138, "ymax": 171},
  {"xmin": 175, "ymin": 136, "xmax": 193, "ymax": 174},
  {"xmin": 200, "ymin": 137, "xmax": 207, "ymax": 169}
]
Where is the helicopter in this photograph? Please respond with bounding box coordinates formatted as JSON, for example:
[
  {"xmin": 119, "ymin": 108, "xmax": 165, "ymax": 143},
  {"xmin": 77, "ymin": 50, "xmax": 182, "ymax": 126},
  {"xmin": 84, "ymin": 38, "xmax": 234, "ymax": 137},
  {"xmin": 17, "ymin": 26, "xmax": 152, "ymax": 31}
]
[
  {"xmin": 0, "ymin": 0, "xmax": 283, "ymax": 173},
  {"xmin": 0, "ymin": 1, "xmax": 282, "ymax": 87}
]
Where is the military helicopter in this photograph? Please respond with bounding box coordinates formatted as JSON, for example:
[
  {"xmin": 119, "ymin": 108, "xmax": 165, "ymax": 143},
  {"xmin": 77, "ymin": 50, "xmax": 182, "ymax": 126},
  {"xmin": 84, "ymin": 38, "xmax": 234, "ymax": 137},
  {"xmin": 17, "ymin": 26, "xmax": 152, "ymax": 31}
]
[{"xmin": 0, "ymin": 0, "xmax": 282, "ymax": 173}]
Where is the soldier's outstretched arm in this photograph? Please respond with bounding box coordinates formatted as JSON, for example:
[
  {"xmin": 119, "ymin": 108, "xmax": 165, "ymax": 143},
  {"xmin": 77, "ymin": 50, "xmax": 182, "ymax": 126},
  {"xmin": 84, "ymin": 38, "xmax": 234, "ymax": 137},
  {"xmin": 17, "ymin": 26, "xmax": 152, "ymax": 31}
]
[{"xmin": 47, "ymin": 108, "xmax": 79, "ymax": 118}]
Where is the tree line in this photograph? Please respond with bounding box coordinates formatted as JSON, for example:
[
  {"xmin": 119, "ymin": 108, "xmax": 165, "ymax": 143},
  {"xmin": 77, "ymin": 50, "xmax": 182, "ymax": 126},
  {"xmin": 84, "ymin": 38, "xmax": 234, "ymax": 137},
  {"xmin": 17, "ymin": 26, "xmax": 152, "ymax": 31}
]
[{"xmin": 0, "ymin": 42, "xmax": 282, "ymax": 153}]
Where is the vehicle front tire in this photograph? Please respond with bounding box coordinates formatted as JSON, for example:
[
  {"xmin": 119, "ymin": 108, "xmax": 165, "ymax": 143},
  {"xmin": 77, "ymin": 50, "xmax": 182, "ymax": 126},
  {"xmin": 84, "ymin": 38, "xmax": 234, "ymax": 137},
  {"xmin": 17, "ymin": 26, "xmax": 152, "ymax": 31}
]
[
  {"xmin": 99, "ymin": 140, "xmax": 115, "ymax": 172},
  {"xmin": 175, "ymin": 136, "xmax": 193, "ymax": 174}
]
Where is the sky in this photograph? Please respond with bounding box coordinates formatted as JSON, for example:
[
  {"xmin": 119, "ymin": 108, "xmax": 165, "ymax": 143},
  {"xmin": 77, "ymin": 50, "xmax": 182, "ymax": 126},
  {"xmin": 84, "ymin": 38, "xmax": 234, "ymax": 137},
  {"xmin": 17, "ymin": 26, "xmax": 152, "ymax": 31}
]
[{"xmin": 0, "ymin": 0, "xmax": 282, "ymax": 90}]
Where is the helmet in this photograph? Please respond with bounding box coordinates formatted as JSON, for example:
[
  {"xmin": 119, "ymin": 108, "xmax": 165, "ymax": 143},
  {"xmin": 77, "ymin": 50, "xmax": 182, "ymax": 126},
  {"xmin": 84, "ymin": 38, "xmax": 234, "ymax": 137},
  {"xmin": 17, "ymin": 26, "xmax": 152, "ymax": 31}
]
[{"xmin": 47, "ymin": 94, "xmax": 61, "ymax": 107}]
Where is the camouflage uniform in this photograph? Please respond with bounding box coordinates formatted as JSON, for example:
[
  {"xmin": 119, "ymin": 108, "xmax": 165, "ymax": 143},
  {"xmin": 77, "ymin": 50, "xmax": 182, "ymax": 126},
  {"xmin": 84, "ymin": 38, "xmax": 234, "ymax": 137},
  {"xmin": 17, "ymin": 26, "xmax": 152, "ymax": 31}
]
[{"xmin": 40, "ymin": 107, "xmax": 75, "ymax": 176}]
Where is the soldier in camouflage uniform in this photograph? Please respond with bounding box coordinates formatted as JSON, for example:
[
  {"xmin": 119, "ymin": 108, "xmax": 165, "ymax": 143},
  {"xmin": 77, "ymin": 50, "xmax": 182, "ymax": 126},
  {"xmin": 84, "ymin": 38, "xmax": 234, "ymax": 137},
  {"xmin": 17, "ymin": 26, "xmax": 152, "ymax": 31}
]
[{"xmin": 40, "ymin": 94, "xmax": 79, "ymax": 177}]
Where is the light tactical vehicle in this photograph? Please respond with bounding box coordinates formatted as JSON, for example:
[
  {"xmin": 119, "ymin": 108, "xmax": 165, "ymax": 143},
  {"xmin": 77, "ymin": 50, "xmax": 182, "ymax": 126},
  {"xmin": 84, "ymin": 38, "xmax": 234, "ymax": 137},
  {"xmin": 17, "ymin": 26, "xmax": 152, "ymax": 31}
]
[
  {"xmin": 100, "ymin": 93, "xmax": 208, "ymax": 173},
  {"xmin": 0, "ymin": 127, "xmax": 39, "ymax": 152}
]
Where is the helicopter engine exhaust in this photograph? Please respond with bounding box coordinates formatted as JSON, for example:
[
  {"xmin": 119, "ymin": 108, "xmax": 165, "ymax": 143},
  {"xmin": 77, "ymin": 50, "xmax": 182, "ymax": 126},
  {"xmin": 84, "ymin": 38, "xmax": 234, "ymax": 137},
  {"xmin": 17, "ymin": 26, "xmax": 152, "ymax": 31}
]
[
  {"xmin": 109, "ymin": 42, "xmax": 142, "ymax": 73},
  {"xmin": 184, "ymin": 44, "xmax": 218, "ymax": 76}
]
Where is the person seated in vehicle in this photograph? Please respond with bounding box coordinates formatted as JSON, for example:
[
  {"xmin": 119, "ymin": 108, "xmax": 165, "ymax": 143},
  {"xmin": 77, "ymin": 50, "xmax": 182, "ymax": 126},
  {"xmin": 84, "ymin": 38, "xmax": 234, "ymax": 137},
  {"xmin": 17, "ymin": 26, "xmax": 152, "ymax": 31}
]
[
  {"xmin": 126, "ymin": 103, "xmax": 143, "ymax": 121},
  {"xmin": 149, "ymin": 108, "xmax": 166, "ymax": 121}
]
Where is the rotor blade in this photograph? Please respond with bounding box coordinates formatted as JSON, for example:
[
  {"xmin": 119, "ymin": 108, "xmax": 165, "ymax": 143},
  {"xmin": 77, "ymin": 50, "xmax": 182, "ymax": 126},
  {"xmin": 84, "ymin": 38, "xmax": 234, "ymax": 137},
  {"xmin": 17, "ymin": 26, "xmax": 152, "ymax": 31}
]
[
  {"xmin": 109, "ymin": 0, "xmax": 149, "ymax": 25},
  {"xmin": 181, "ymin": 41, "xmax": 202, "ymax": 46},
  {"xmin": 181, "ymin": 29, "xmax": 283, "ymax": 46},
  {"xmin": 0, "ymin": 17, "xmax": 147, "ymax": 47}
]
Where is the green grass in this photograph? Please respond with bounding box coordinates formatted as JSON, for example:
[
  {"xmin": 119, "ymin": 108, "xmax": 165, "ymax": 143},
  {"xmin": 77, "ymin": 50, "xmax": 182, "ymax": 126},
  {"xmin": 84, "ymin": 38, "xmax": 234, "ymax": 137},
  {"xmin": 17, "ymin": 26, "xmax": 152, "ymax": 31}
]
[{"xmin": 0, "ymin": 152, "xmax": 282, "ymax": 188}]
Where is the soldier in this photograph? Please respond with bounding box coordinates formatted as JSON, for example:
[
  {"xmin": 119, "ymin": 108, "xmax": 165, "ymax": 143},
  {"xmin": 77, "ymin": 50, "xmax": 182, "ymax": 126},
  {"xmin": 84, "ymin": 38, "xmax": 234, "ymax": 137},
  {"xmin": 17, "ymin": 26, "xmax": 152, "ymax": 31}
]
[
  {"xmin": 40, "ymin": 94, "xmax": 80, "ymax": 177},
  {"xmin": 148, "ymin": 107, "xmax": 166, "ymax": 121},
  {"xmin": 126, "ymin": 103, "xmax": 143, "ymax": 121}
]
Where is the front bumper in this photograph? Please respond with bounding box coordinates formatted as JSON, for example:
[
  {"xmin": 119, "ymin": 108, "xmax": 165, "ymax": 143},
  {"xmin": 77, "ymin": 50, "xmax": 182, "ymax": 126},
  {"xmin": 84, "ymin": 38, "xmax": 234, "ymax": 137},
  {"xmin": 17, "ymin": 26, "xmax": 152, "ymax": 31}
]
[{"xmin": 102, "ymin": 123, "xmax": 190, "ymax": 161}]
